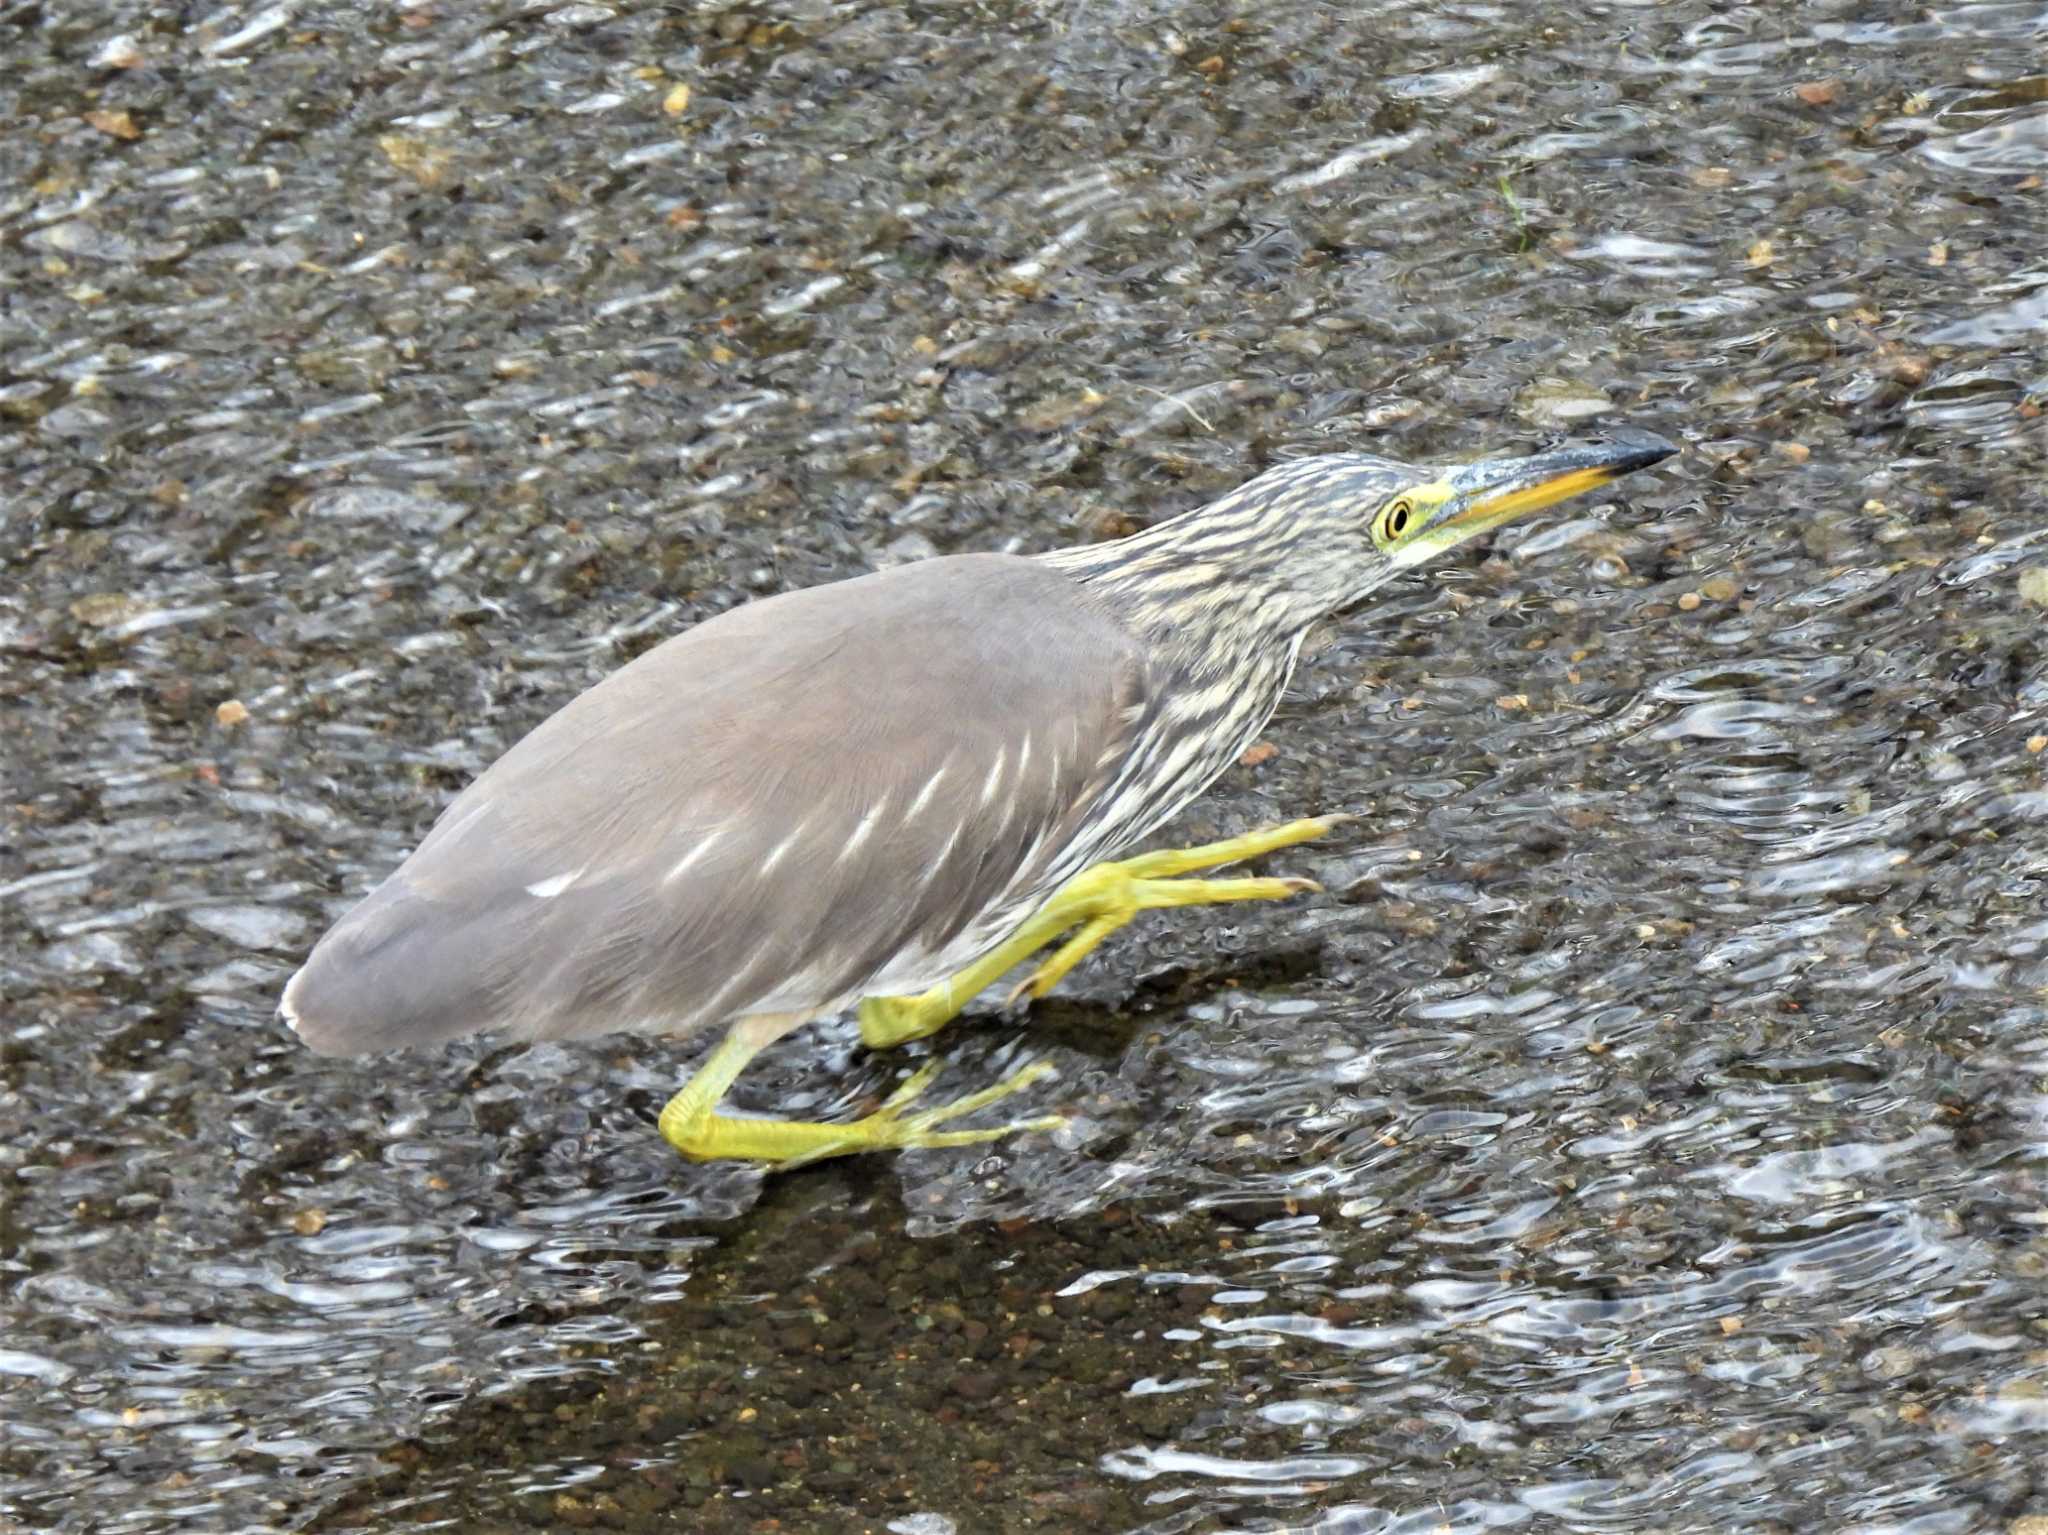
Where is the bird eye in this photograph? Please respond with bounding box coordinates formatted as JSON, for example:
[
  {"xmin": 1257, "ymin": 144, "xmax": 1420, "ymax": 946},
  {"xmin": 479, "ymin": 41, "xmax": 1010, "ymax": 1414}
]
[{"xmin": 1382, "ymin": 499, "xmax": 1412, "ymax": 541}]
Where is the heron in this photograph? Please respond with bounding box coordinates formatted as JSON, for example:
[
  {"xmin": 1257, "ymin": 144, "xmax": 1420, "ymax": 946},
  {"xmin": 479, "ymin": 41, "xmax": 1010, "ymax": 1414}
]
[{"xmin": 283, "ymin": 429, "xmax": 1675, "ymax": 1165}]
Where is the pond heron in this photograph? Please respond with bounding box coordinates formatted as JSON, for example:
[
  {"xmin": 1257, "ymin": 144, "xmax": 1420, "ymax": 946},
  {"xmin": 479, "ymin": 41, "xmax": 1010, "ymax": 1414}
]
[{"xmin": 283, "ymin": 430, "xmax": 1675, "ymax": 1165}]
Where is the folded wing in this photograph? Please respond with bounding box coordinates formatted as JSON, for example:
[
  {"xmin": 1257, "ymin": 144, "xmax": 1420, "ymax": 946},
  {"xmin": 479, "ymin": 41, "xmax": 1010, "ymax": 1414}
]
[{"xmin": 284, "ymin": 554, "xmax": 1150, "ymax": 1054}]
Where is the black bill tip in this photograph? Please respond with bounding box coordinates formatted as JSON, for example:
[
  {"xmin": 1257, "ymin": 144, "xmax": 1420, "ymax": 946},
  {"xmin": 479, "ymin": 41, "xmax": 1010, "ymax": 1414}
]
[{"xmin": 1578, "ymin": 425, "xmax": 1680, "ymax": 475}]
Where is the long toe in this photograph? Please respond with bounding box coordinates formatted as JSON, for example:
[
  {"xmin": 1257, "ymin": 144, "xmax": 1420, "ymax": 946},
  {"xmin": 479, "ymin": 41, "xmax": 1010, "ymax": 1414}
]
[
  {"xmin": 895, "ymin": 1112, "xmax": 1066, "ymax": 1154},
  {"xmin": 902, "ymin": 1058, "xmax": 1057, "ymax": 1130},
  {"xmin": 878, "ymin": 1058, "xmax": 944, "ymax": 1113}
]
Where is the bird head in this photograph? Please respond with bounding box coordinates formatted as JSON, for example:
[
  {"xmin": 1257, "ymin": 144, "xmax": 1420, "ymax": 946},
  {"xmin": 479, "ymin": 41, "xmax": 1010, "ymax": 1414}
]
[{"xmin": 1052, "ymin": 426, "xmax": 1680, "ymax": 634}]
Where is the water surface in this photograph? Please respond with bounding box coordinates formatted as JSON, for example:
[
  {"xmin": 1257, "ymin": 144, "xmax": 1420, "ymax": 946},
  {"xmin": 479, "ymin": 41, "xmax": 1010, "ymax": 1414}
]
[{"xmin": 3, "ymin": 1, "xmax": 2045, "ymax": 1531}]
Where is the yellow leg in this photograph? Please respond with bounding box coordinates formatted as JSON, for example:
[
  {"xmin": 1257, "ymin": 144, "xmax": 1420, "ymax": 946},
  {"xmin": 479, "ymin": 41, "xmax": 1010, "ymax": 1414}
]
[
  {"xmin": 857, "ymin": 814, "xmax": 1348, "ymax": 1049},
  {"xmin": 657, "ymin": 1012, "xmax": 1061, "ymax": 1167}
]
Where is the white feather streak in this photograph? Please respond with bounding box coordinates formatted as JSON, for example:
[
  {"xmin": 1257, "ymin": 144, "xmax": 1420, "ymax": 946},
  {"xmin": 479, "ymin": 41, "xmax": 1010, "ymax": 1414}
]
[
  {"xmin": 905, "ymin": 760, "xmax": 950, "ymax": 822},
  {"xmin": 979, "ymin": 748, "xmax": 1007, "ymax": 808},
  {"xmin": 838, "ymin": 802, "xmax": 887, "ymax": 865},
  {"xmin": 928, "ymin": 822, "xmax": 962, "ymax": 875},
  {"xmin": 524, "ymin": 867, "xmax": 585, "ymax": 899},
  {"xmin": 662, "ymin": 829, "xmax": 723, "ymax": 885},
  {"xmin": 760, "ymin": 822, "xmax": 805, "ymax": 875}
]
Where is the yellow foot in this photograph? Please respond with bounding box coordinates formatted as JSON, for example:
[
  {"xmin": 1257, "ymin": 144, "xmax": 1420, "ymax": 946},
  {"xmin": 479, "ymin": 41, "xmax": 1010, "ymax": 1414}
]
[
  {"xmin": 660, "ymin": 1054, "xmax": 1062, "ymax": 1168},
  {"xmin": 858, "ymin": 813, "xmax": 1348, "ymax": 1049}
]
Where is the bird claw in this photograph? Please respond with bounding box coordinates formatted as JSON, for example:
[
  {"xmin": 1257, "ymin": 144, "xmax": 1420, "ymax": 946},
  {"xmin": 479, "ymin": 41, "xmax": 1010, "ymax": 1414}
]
[{"xmin": 1001, "ymin": 968, "xmax": 1051, "ymax": 1010}]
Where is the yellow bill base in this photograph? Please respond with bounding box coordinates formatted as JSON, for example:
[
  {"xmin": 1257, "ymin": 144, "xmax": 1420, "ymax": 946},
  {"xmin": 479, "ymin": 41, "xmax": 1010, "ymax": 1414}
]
[{"xmin": 1450, "ymin": 463, "xmax": 1618, "ymax": 532}]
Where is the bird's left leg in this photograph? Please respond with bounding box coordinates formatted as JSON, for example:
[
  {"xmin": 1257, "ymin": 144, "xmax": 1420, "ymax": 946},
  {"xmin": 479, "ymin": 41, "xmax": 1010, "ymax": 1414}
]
[
  {"xmin": 658, "ymin": 1010, "xmax": 1060, "ymax": 1166},
  {"xmin": 858, "ymin": 814, "xmax": 1345, "ymax": 1049}
]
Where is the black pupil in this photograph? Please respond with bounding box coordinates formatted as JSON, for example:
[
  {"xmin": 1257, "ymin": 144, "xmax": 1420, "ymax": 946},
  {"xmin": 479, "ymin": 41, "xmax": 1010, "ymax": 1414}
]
[{"xmin": 1389, "ymin": 505, "xmax": 1408, "ymax": 534}]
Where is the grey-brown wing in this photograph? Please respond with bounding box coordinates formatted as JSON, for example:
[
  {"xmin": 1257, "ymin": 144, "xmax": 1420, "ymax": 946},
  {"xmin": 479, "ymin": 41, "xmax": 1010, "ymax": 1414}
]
[{"xmin": 284, "ymin": 553, "xmax": 1150, "ymax": 1054}]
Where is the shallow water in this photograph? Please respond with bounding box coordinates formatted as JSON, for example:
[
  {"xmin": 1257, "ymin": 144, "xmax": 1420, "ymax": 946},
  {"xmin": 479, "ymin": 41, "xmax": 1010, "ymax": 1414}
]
[{"xmin": 3, "ymin": 1, "xmax": 2045, "ymax": 1531}]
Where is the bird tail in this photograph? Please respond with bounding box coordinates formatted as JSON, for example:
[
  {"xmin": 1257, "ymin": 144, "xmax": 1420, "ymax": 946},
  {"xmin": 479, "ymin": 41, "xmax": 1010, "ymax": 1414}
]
[{"xmin": 280, "ymin": 877, "xmax": 500, "ymax": 1056}]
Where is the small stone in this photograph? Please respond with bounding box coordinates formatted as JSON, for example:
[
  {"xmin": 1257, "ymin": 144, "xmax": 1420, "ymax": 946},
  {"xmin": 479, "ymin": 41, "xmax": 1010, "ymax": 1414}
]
[
  {"xmin": 2026, "ymin": 736, "xmax": 2046, "ymax": 755},
  {"xmin": 1882, "ymin": 350, "xmax": 1929, "ymax": 385},
  {"xmin": 1515, "ymin": 377, "xmax": 1612, "ymax": 428},
  {"xmin": 1775, "ymin": 441, "xmax": 1811, "ymax": 463},
  {"xmin": 1794, "ymin": 79, "xmax": 1840, "ymax": 107},
  {"xmin": 2017, "ymin": 567, "xmax": 2048, "ymax": 608},
  {"xmin": 1719, "ymin": 1316, "xmax": 1743, "ymax": 1335},
  {"xmin": 291, "ymin": 1208, "xmax": 327, "ymax": 1236},
  {"xmin": 663, "ymin": 83, "xmax": 691, "ymax": 116},
  {"xmin": 1868, "ymin": 1343, "xmax": 1921, "ymax": 1379},
  {"xmin": 1700, "ymin": 576, "xmax": 1740, "ymax": 601},
  {"xmin": 1238, "ymin": 741, "xmax": 1278, "ymax": 768},
  {"xmin": 872, "ymin": 532, "xmax": 937, "ymax": 569},
  {"xmin": 91, "ymin": 34, "xmax": 146, "ymax": 68},
  {"xmin": 1677, "ymin": 592, "xmax": 1701, "ymax": 611},
  {"xmin": 69, "ymin": 592, "xmax": 142, "ymax": 627},
  {"xmin": 1087, "ymin": 506, "xmax": 1139, "ymax": 540},
  {"xmin": 84, "ymin": 109, "xmax": 140, "ymax": 140},
  {"xmin": 215, "ymin": 699, "xmax": 250, "ymax": 727},
  {"xmin": 377, "ymin": 134, "xmax": 451, "ymax": 188},
  {"xmin": 1746, "ymin": 239, "xmax": 1774, "ymax": 268}
]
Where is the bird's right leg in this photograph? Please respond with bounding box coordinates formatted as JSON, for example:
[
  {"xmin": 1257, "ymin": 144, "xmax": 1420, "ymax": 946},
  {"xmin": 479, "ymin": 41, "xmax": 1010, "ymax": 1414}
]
[{"xmin": 858, "ymin": 814, "xmax": 1344, "ymax": 1048}]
